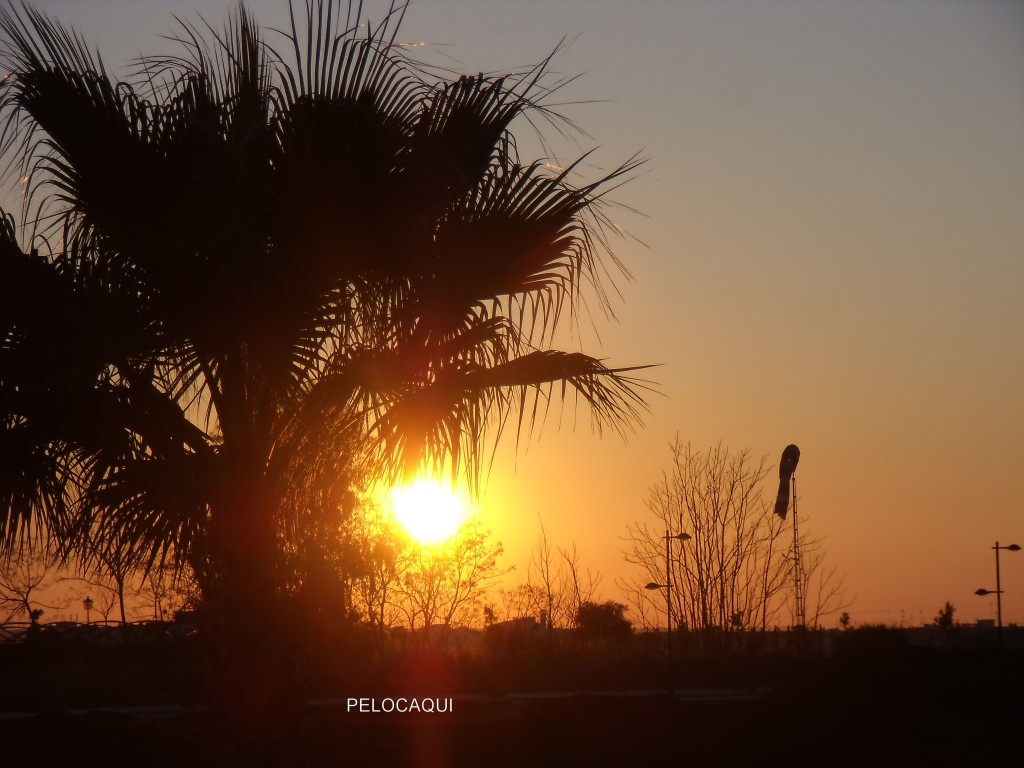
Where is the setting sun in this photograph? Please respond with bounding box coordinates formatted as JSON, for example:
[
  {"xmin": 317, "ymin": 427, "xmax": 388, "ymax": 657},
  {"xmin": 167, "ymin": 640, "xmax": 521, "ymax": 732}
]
[{"xmin": 388, "ymin": 479, "xmax": 471, "ymax": 545}]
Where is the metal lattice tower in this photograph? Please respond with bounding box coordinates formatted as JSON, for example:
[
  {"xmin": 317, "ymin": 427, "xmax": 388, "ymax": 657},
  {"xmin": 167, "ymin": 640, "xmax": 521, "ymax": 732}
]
[{"xmin": 790, "ymin": 474, "xmax": 806, "ymax": 627}]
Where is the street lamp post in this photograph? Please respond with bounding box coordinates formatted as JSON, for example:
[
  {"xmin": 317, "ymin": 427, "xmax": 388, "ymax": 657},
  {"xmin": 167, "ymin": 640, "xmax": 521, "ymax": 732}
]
[
  {"xmin": 645, "ymin": 527, "xmax": 691, "ymax": 695},
  {"xmin": 975, "ymin": 541, "xmax": 1020, "ymax": 649},
  {"xmin": 82, "ymin": 596, "xmax": 93, "ymax": 626}
]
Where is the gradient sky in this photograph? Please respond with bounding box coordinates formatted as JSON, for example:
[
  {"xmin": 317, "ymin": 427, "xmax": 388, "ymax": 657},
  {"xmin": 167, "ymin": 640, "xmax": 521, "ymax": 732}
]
[{"xmin": 17, "ymin": 0, "xmax": 1024, "ymax": 627}]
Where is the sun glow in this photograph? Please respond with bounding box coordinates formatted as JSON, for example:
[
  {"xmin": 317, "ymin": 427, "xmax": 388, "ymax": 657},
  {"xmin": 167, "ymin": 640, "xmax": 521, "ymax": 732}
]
[{"xmin": 388, "ymin": 479, "xmax": 471, "ymax": 545}]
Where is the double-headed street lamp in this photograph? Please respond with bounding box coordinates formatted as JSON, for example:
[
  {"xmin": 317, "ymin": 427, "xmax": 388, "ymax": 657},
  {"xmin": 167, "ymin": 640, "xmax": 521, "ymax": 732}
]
[
  {"xmin": 975, "ymin": 541, "xmax": 1020, "ymax": 649},
  {"xmin": 645, "ymin": 527, "xmax": 691, "ymax": 695}
]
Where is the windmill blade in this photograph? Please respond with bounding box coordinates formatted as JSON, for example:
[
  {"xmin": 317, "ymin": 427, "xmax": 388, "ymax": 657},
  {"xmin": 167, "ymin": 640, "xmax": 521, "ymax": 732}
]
[{"xmin": 774, "ymin": 443, "xmax": 800, "ymax": 519}]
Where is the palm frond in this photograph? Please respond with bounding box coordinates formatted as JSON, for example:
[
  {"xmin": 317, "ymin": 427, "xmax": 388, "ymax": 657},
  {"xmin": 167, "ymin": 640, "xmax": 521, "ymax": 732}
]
[
  {"xmin": 78, "ymin": 451, "xmax": 213, "ymax": 575},
  {"xmin": 0, "ymin": 419, "xmax": 70, "ymax": 555},
  {"xmin": 369, "ymin": 350, "xmax": 652, "ymax": 486}
]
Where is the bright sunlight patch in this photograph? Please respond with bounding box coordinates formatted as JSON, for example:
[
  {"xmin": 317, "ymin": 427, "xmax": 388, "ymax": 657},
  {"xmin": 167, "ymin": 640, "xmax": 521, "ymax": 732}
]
[{"xmin": 388, "ymin": 479, "xmax": 470, "ymax": 545}]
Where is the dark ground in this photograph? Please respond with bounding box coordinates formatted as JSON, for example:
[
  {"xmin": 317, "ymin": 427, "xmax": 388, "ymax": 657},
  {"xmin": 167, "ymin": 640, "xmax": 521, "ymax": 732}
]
[
  {"xmin": 2, "ymin": 686, "xmax": 1021, "ymax": 767},
  {"xmin": 2, "ymin": 640, "xmax": 1022, "ymax": 766}
]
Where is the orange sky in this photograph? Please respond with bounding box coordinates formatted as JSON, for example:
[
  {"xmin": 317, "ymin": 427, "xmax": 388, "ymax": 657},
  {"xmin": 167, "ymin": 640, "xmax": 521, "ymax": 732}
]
[{"xmin": 16, "ymin": 0, "xmax": 1024, "ymax": 627}]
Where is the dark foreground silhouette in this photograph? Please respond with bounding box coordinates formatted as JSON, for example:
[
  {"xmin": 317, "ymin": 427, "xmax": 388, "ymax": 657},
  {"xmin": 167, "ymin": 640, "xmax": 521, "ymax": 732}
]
[{"xmin": 2, "ymin": 641, "xmax": 1022, "ymax": 767}]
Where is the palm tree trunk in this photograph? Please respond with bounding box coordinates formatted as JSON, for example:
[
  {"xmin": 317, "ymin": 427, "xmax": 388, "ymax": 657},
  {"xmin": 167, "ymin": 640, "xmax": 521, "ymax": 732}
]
[{"xmin": 202, "ymin": 484, "xmax": 302, "ymax": 758}]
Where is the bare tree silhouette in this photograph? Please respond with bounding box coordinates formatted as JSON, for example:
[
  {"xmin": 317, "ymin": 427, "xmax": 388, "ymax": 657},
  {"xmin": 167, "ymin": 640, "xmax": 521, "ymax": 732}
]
[
  {"xmin": 396, "ymin": 519, "xmax": 507, "ymax": 635},
  {"xmin": 624, "ymin": 440, "xmax": 849, "ymax": 642},
  {"xmin": 0, "ymin": 544, "xmax": 63, "ymax": 626},
  {"xmin": 624, "ymin": 441, "xmax": 788, "ymax": 637}
]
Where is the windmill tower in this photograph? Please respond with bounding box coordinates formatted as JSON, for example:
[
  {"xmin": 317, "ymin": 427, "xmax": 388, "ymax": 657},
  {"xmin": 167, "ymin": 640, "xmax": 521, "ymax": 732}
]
[{"xmin": 774, "ymin": 444, "xmax": 805, "ymax": 627}]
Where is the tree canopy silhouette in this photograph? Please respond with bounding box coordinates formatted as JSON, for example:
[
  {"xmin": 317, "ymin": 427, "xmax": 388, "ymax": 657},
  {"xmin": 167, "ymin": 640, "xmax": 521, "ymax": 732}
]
[{"xmin": 0, "ymin": 1, "xmax": 647, "ymax": 611}]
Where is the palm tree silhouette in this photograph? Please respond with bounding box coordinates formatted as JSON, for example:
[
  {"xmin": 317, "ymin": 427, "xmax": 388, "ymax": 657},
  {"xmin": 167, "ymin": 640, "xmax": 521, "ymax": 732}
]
[{"xmin": 0, "ymin": 1, "xmax": 645, "ymax": 631}]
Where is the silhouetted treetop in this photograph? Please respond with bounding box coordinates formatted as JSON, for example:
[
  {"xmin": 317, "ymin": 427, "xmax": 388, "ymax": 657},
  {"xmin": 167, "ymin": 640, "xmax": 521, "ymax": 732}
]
[{"xmin": 576, "ymin": 600, "xmax": 632, "ymax": 640}]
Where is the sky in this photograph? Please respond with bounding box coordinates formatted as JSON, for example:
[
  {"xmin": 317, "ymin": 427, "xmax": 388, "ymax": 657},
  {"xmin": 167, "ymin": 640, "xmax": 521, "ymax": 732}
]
[{"xmin": 14, "ymin": 0, "xmax": 1024, "ymax": 627}]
